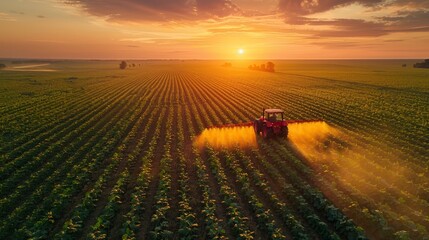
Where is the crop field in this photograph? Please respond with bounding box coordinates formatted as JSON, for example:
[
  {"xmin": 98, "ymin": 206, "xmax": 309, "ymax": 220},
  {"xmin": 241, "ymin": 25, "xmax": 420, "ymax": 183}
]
[{"xmin": 0, "ymin": 60, "xmax": 428, "ymax": 240}]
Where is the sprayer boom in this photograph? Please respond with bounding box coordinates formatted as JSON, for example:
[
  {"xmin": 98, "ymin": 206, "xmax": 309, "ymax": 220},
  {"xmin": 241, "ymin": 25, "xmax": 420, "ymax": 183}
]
[
  {"xmin": 207, "ymin": 108, "xmax": 323, "ymax": 139},
  {"xmin": 208, "ymin": 119, "xmax": 322, "ymax": 129},
  {"xmin": 286, "ymin": 119, "xmax": 323, "ymax": 124},
  {"xmin": 207, "ymin": 122, "xmax": 253, "ymax": 129}
]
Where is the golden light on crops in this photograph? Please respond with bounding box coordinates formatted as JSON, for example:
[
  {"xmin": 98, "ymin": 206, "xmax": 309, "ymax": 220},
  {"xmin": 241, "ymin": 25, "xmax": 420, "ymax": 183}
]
[
  {"xmin": 194, "ymin": 126, "xmax": 257, "ymax": 150},
  {"xmin": 288, "ymin": 121, "xmax": 339, "ymax": 161}
]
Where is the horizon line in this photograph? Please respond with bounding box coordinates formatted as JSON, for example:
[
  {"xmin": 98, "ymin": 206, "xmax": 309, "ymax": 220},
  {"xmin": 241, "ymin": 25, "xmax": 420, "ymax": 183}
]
[{"xmin": 0, "ymin": 57, "xmax": 426, "ymax": 61}]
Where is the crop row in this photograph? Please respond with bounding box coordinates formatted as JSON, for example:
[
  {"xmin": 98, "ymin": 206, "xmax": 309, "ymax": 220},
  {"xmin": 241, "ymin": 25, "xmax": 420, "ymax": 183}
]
[
  {"xmin": 55, "ymin": 84, "xmax": 166, "ymax": 239},
  {"xmin": 2, "ymin": 84, "xmax": 145, "ymax": 239},
  {"xmin": 121, "ymin": 106, "xmax": 167, "ymax": 239}
]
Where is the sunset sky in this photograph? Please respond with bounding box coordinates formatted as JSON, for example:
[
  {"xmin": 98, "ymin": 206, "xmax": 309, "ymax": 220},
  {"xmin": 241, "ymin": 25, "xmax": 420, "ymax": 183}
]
[{"xmin": 0, "ymin": 0, "xmax": 428, "ymax": 59}]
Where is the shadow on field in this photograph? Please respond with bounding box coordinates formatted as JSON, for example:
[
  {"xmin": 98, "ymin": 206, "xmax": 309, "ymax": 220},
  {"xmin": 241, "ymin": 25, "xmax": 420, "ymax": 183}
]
[{"xmin": 286, "ymin": 122, "xmax": 429, "ymax": 239}]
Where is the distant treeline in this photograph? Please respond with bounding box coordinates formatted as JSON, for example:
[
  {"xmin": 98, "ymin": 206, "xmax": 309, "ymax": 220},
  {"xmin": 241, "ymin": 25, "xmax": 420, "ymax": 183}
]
[
  {"xmin": 249, "ymin": 62, "xmax": 275, "ymax": 72},
  {"xmin": 119, "ymin": 61, "xmax": 142, "ymax": 69},
  {"xmin": 413, "ymin": 59, "xmax": 429, "ymax": 68}
]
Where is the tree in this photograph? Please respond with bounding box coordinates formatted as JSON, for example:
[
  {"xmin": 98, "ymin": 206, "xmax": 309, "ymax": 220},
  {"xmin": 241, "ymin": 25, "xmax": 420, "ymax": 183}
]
[
  {"xmin": 0, "ymin": 64, "xmax": 6, "ymax": 69},
  {"xmin": 119, "ymin": 61, "xmax": 127, "ymax": 69},
  {"xmin": 266, "ymin": 62, "xmax": 275, "ymax": 72}
]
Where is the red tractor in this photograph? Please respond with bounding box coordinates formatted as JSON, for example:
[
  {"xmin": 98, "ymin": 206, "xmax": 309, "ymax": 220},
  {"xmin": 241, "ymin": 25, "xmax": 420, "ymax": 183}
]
[
  {"xmin": 207, "ymin": 108, "xmax": 322, "ymax": 139},
  {"xmin": 254, "ymin": 109, "xmax": 288, "ymax": 138}
]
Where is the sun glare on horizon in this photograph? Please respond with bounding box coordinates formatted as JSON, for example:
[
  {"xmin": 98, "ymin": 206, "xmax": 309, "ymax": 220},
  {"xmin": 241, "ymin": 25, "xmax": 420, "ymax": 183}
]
[{"xmin": 237, "ymin": 48, "xmax": 244, "ymax": 55}]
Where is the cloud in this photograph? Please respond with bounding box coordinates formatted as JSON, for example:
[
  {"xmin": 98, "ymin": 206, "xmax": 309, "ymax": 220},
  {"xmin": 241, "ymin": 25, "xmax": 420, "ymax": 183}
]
[
  {"xmin": 11, "ymin": 10, "xmax": 25, "ymax": 15},
  {"xmin": 207, "ymin": 26, "xmax": 252, "ymax": 33},
  {"xmin": 310, "ymin": 41, "xmax": 381, "ymax": 49},
  {"xmin": 0, "ymin": 12, "xmax": 16, "ymax": 22},
  {"xmin": 197, "ymin": 0, "xmax": 240, "ymax": 17},
  {"xmin": 381, "ymin": 10, "xmax": 429, "ymax": 29},
  {"xmin": 64, "ymin": 0, "xmax": 241, "ymax": 22},
  {"xmin": 388, "ymin": 0, "xmax": 429, "ymax": 8},
  {"xmin": 279, "ymin": 0, "xmax": 384, "ymax": 16},
  {"xmin": 306, "ymin": 18, "xmax": 387, "ymax": 37},
  {"xmin": 278, "ymin": 0, "xmax": 429, "ymax": 37}
]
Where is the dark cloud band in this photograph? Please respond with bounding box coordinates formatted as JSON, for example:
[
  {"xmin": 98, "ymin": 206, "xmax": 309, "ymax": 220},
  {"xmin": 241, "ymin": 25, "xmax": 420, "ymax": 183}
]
[
  {"xmin": 279, "ymin": 0, "xmax": 429, "ymax": 37},
  {"xmin": 64, "ymin": 0, "xmax": 240, "ymax": 22}
]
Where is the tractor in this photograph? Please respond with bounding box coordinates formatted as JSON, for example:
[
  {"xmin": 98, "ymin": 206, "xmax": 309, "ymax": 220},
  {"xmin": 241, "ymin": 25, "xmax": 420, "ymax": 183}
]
[
  {"xmin": 253, "ymin": 109, "xmax": 288, "ymax": 138},
  {"xmin": 207, "ymin": 108, "xmax": 322, "ymax": 139}
]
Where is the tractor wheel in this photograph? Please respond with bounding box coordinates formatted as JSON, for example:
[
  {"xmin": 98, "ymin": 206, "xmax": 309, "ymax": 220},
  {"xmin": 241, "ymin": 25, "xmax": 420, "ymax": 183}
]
[
  {"xmin": 262, "ymin": 126, "xmax": 268, "ymax": 138},
  {"xmin": 253, "ymin": 120, "xmax": 260, "ymax": 134},
  {"xmin": 283, "ymin": 126, "xmax": 289, "ymax": 138},
  {"xmin": 267, "ymin": 128, "xmax": 274, "ymax": 138},
  {"xmin": 262, "ymin": 127, "xmax": 273, "ymax": 139}
]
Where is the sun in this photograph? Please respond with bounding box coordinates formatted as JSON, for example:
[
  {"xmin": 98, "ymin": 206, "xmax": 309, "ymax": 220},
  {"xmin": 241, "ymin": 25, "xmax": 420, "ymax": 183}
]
[{"xmin": 237, "ymin": 48, "xmax": 244, "ymax": 55}]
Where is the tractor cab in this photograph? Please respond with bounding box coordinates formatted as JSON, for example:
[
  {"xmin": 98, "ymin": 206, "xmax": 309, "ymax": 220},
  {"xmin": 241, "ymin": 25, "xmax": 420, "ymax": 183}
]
[
  {"xmin": 254, "ymin": 108, "xmax": 288, "ymax": 138},
  {"xmin": 263, "ymin": 109, "xmax": 284, "ymax": 122}
]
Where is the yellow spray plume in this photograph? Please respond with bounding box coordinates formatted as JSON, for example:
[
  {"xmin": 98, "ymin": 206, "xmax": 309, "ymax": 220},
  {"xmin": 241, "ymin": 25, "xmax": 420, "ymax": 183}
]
[
  {"xmin": 194, "ymin": 126, "xmax": 257, "ymax": 150},
  {"xmin": 288, "ymin": 121, "xmax": 340, "ymax": 161}
]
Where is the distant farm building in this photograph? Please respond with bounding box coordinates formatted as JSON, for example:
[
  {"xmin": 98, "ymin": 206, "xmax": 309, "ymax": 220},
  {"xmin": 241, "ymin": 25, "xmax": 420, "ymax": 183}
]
[{"xmin": 413, "ymin": 59, "xmax": 429, "ymax": 68}]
